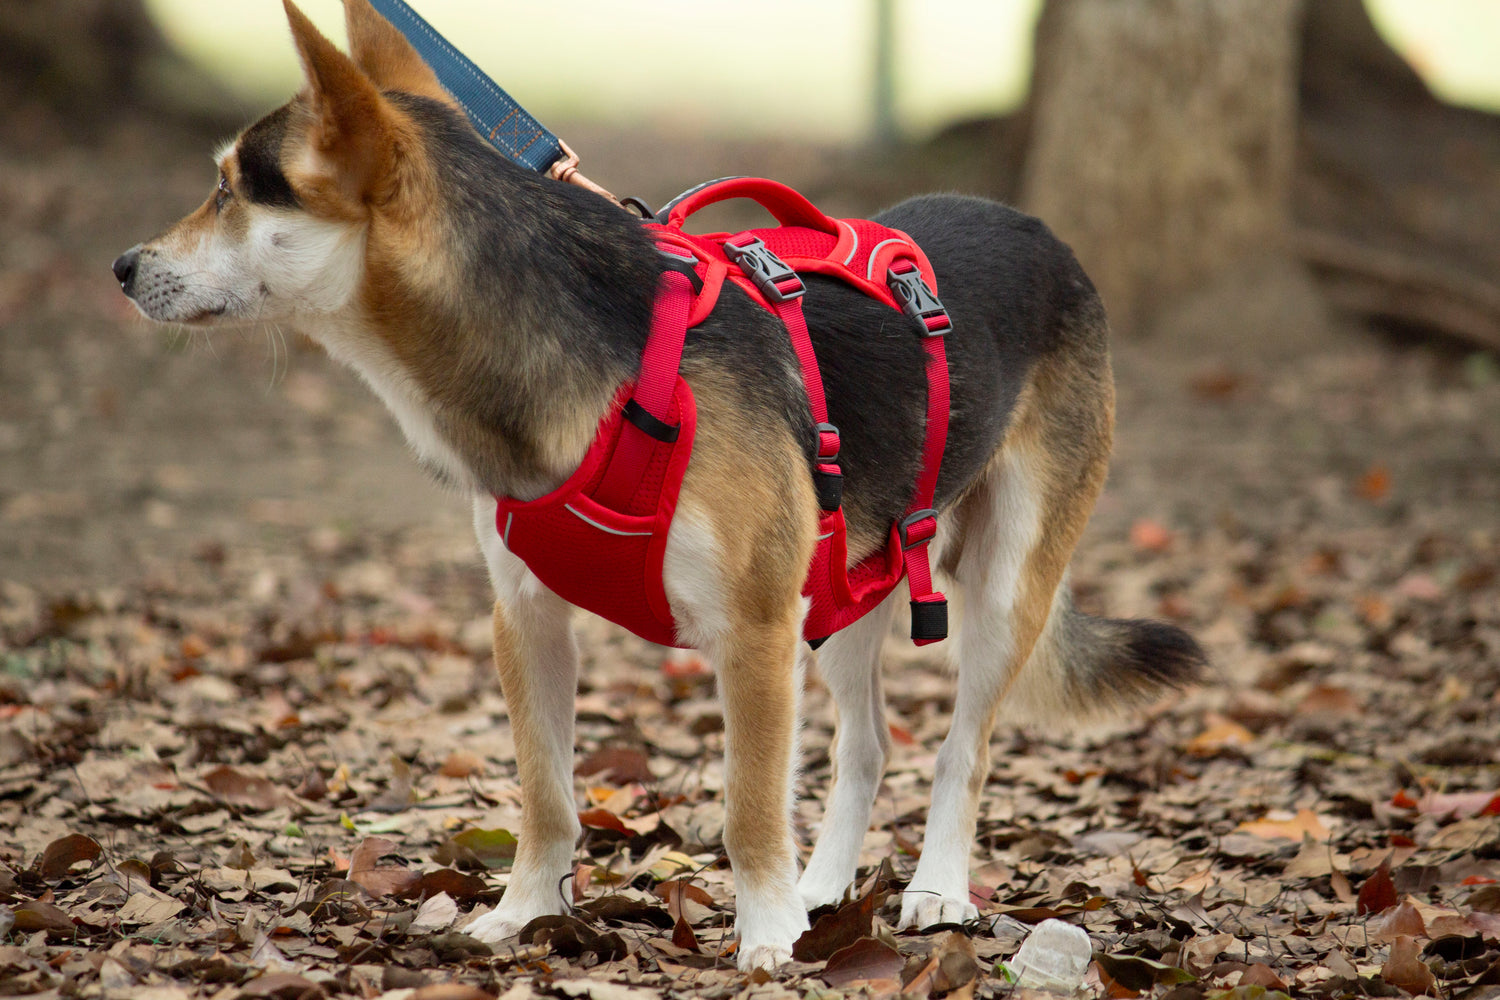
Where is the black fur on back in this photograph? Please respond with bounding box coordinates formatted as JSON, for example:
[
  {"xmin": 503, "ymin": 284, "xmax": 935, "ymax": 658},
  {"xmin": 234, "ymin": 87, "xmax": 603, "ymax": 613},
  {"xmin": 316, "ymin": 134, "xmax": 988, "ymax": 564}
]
[{"xmin": 797, "ymin": 196, "xmax": 1104, "ymax": 542}]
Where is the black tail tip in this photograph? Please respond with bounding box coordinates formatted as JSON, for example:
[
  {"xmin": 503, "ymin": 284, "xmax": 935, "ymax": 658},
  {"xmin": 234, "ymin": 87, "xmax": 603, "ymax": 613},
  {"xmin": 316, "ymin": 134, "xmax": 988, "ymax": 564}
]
[{"xmin": 1119, "ymin": 618, "xmax": 1209, "ymax": 690}]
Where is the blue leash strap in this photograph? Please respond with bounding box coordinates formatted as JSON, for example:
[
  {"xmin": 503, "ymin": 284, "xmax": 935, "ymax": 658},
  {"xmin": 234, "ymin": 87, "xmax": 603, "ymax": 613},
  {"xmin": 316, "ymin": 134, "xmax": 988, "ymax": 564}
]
[{"xmin": 366, "ymin": 0, "xmax": 565, "ymax": 174}]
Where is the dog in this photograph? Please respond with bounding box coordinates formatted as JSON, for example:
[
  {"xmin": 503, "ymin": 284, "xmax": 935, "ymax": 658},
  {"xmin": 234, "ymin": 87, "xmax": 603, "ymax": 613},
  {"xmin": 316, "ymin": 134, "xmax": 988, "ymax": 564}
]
[{"xmin": 113, "ymin": 0, "xmax": 1204, "ymax": 971}]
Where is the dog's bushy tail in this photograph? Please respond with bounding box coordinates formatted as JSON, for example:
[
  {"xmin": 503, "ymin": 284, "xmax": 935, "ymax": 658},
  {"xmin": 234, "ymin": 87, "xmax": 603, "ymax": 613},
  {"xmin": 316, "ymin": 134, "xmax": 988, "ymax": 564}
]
[{"xmin": 1002, "ymin": 588, "xmax": 1206, "ymax": 725}]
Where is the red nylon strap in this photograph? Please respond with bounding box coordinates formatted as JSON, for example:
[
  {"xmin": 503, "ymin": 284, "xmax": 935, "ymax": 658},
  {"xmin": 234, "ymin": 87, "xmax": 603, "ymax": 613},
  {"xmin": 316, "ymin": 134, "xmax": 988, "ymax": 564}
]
[
  {"xmin": 889, "ymin": 259, "xmax": 951, "ymax": 642},
  {"xmin": 592, "ymin": 266, "xmax": 694, "ymax": 510},
  {"xmin": 774, "ymin": 297, "xmax": 829, "ymax": 426}
]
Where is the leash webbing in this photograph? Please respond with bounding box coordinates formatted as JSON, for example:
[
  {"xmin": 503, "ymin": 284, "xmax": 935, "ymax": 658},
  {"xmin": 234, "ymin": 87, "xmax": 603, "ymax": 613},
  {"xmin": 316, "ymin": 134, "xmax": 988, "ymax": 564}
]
[{"xmin": 366, "ymin": 0, "xmax": 619, "ymax": 202}]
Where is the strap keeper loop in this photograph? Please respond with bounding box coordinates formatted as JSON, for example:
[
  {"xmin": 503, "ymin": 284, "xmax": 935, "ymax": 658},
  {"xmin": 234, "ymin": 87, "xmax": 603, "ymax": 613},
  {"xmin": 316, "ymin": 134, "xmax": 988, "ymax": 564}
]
[
  {"xmin": 815, "ymin": 422, "xmax": 841, "ymax": 462},
  {"xmin": 622, "ymin": 398, "xmax": 680, "ymax": 443},
  {"xmin": 897, "ymin": 508, "xmax": 939, "ymax": 551},
  {"xmin": 813, "ymin": 468, "xmax": 844, "ymax": 512}
]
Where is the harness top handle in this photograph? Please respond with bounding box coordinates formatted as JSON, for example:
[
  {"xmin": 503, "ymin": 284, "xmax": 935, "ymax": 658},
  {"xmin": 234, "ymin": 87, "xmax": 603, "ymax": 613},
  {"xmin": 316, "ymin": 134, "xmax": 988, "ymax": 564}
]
[{"xmin": 659, "ymin": 176, "xmax": 841, "ymax": 235}]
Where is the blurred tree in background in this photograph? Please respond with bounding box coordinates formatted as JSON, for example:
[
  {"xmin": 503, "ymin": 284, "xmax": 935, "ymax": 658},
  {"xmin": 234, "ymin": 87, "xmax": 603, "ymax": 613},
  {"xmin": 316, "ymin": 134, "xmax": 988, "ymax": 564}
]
[
  {"xmin": 1, "ymin": 0, "xmax": 162, "ymax": 117},
  {"xmin": 1020, "ymin": 0, "xmax": 1304, "ymax": 338},
  {"xmin": 0, "ymin": 0, "xmax": 228, "ymax": 133},
  {"xmin": 986, "ymin": 0, "xmax": 1500, "ymax": 347}
]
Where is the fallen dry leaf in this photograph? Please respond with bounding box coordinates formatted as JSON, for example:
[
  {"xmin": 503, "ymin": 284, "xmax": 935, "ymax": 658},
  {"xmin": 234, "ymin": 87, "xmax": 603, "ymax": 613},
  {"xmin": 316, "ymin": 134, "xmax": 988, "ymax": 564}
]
[
  {"xmin": 38, "ymin": 833, "xmax": 101, "ymax": 880},
  {"xmin": 433, "ymin": 828, "xmax": 517, "ymax": 869},
  {"xmin": 1355, "ymin": 464, "xmax": 1392, "ymax": 501},
  {"xmin": 1237, "ymin": 809, "xmax": 1331, "ymax": 842},
  {"xmin": 821, "ymin": 936, "xmax": 905, "ymax": 989},
  {"xmin": 1380, "ymin": 935, "xmax": 1436, "ymax": 995},
  {"xmin": 1358, "ymin": 858, "xmax": 1399, "ymax": 916},
  {"xmin": 439, "ymin": 750, "xmax": 483, "ymax": 778},
  {"xmin": 794, "ymin": 877, "xmax": 889, "ymax": 962},
  {"xmin": 11, "ymin": 899, "xmax": 75, "ymax": 935},
  {"xmin": 202, "ymin": 765, "xmax": 284, "ymax": 811},
  {"xmin": 410, "ymin": 892, "xmax": 459, "ymax": 934},
  {"xmin": 575, "ymin": 745, "xmax": 654, "ymax": 785},
  {"xmin": 1417, "ymin": 789, "xmax": 1500, "ymax": 819},
  {"xmin": 1370, "ymin": 900, "xmax": 1427, "ymax": 941},
  {"xmin": 1185, "ymin": 718, "xmax": 1255, "ymax": 755},
  {"xmin": 1130, "ymin": 518, "xmax": 1175, "ymax": 553},
  {"xmin": 347, "ymin": 836, "xmax": 420, "ymax": 897},
  {"xmin": 1283, "ymin": 833, "xmax": 1339, "ymax": 878}
]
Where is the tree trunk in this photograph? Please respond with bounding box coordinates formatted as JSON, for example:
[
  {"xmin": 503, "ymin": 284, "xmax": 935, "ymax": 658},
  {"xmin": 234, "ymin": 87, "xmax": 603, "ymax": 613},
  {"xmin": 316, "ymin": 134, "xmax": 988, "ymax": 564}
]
[
  {"xmin": 1294, "ymin": 0, "xmax": 1500, "ymax": 351},
  {"xmin": 1019, "ymin": 0, "xmax": 1306, "ymax": 337},
  {"xmin": 1, "ymin": 0, "xmax": 240, "ymax": 142},
  {"xmin": 0, "ymin": 0, "xmax": 169, "ymax": 118}
]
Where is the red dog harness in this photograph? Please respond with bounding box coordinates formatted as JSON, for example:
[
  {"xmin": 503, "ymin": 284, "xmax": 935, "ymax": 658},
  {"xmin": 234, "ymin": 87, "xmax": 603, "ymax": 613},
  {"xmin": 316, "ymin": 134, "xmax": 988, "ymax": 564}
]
[{"xmin": 495, "ymin": 178, "xmax": 951, "ymax": 648}]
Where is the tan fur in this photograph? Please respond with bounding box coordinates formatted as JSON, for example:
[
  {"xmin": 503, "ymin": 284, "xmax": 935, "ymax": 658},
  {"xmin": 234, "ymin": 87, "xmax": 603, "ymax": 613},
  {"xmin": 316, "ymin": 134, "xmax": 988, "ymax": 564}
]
[
  {"xmin": 155, "ymin": 199, "xmax": 218, "ymax": 258},
  {"xmin": 959, "ymin": 345, "xmax": 1115, "ymax": 717},
  {"xmin": 681, "ymin": 365, "xmax": 820, "ymax": 620},
  {"xmin": 1012, "ymin": 351, "xmax": 1115, "ymax": 676},
  {"xmin": 284, "ymin": 1, "xmax": 399, "ymax": 210}
]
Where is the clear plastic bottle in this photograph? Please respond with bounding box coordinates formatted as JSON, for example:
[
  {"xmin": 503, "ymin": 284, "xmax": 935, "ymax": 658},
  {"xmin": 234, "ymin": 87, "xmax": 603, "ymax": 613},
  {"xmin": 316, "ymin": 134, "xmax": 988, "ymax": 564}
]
[{"xmin": 1005, "ymin": 918, "xmax": 1093, "ymax": 993}]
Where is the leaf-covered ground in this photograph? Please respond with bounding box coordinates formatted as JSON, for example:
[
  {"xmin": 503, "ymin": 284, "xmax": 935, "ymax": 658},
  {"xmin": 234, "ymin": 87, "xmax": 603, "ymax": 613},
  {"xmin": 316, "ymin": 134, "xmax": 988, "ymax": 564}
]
[{"xmin": 3, "ymin": 113, "xmax": 1500, "ymax": 1000}]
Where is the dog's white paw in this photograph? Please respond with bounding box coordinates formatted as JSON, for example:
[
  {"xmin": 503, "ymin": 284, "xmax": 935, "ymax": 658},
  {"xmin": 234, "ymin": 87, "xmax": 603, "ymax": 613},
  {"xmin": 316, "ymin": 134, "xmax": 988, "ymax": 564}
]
[
  {"xmin": 897, "ymin": 891, "xmax": 979, "ymax": 930},
  {"xmin": 734, "ymin": 884, "xmax": 809, "ymax": 973},
  {"xmin": 737, "ymin": 940, "xmax": 795, "ymax": 973},
  {"xmin": 465, "ymin": 898, "xmax": 559, "ymax": 945}
]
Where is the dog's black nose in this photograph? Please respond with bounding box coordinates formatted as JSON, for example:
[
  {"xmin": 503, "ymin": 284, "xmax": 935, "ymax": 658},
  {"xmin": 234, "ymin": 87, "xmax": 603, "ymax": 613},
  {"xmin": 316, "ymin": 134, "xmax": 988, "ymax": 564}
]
[{"xmin": 112, "ymin": 248, "xmax": 139, "ymax": 291}]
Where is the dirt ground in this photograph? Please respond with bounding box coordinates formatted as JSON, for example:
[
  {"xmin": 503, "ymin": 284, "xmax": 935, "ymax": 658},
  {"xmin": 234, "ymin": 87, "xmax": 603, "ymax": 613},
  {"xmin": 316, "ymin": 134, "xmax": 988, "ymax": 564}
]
[{"xmin": 1, "ymin": 107, "xmax": 1499, "ymax": 1000}]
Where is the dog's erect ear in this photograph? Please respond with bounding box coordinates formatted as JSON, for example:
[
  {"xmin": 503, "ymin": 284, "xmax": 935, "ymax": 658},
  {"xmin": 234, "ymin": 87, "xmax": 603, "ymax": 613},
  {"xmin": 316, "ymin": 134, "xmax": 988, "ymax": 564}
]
[
  {"xmin": 342, "ymin": 0, "xmax": 458, "ymax": 109},
  {"xmin": 283, "ymin": 0, "xmax": 394, "ymax": 202}
]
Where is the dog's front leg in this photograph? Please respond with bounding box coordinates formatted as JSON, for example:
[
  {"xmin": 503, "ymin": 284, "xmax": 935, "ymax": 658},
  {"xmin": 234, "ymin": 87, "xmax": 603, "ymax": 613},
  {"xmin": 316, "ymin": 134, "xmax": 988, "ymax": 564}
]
[
  {"xmin": 467, "ymin": 506, "xmax": 581, "ymax": 944},
  {"xmin": 467, "ymin": 594, "xmax": 580, "ymax": 942},
  {"xmin": 665, "ymin": 494, "xmax": 813, "ymax": 971},
  {"xmin": 711, "ymin": 609, "xmax": 810, "ymax": 971}
]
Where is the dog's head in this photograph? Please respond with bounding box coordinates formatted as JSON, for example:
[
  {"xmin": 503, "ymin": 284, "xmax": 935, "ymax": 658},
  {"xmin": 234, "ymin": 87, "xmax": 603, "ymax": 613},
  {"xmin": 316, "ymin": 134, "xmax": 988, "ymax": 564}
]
[{"xmin": 112, "ymin": 0, "xmax": 458, "ymax": 328}]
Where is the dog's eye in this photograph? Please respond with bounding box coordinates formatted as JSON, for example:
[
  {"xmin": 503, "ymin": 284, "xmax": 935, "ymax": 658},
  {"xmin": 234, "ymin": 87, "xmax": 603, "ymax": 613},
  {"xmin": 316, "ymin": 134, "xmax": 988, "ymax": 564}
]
[{"xmin": 214, "ymin": 174, "xmax": 232, "ymax": 212}]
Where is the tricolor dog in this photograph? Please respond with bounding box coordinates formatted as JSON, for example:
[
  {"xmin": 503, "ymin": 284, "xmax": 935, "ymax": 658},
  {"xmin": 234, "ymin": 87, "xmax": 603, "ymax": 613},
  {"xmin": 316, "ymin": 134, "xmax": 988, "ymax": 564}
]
[{"xmin": 113, "ymin": 0, "xmax": 1204, "ymax": 971}]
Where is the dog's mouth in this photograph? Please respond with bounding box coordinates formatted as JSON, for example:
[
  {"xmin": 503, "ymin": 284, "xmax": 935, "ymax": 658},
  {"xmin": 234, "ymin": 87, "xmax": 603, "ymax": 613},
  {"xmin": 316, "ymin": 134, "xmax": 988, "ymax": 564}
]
[{"xmin": 181, "ymin": 304, "xmax": 229, "ymax": 324}]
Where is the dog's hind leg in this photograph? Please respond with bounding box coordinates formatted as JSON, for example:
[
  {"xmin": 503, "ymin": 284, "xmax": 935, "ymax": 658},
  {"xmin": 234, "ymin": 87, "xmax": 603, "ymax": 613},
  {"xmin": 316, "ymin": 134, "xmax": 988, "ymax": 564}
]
[
  {"xmin": 466, "ymin": 501, "xmax": 582, "ymax": 944},
  {"xmin": 796, "ymin": 593, "xmax": 898, "ymax": 910},
  {"xmin": 898, "ymin": 341, "xmax": 1116, "ymax": 930}
]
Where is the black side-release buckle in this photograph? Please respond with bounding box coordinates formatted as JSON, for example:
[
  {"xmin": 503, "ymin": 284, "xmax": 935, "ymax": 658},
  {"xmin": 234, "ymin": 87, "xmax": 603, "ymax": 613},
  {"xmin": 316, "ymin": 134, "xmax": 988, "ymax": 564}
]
[
  {"xmin": 724, "ymin": 237, "xmax": 805, "ymax": 303},
  {"xmin": 897, "ymin": 508, "xmax": 939, "ymax": 550},
  {"xmin": 622, "ymin": 398, "xmax": 680, "ymax": 443},
  {"xmin": 886, "ymin": 266, "xmax": 951, "ymax": 337},
  {"xmin": 909, "ymin": 598, "xmax": 948, "ymax": 643}
]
